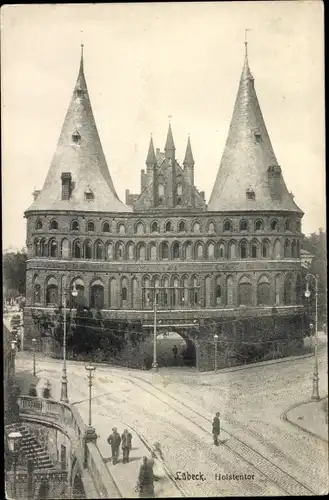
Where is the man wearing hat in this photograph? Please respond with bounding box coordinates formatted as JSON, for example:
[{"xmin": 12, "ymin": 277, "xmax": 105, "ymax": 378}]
[
  {"xmin": 212, "ymin": 412, "xmax": 220, "ymax": 446},
  {"xmin": 107, "ymin": 428, "xmax": 121, "ymax": 464},
  {"xmin": 121, "ymin": 428, "xmax": 133, "ymax": 464}
]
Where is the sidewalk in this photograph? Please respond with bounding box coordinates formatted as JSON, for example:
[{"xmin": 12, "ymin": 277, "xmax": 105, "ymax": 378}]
[{"xmin": 284, "ymin": 398, "xmax": 328, "ymax": 442}]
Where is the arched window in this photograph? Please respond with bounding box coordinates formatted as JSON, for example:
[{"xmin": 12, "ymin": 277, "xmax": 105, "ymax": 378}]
[
  {"xmin": 207, "ymin": 242, "xmax": 215, "ymax": 259},
  {"xmin": 218, "ymin": 242, "xmax": 225, "ymax": 259},
  {"xmin": 84, "ymin": 240, "xmax": 92, "ymax": 259},
  {"xmin": 261, "ymin": 240, "xmax": 270, "ymax": 258},
  {"xmin": 35, "ymin": 220, "xmax": 42, "ymax": 230},
  {"xmin": 297, "ymin": 240, "xmax": 300, "ymax": 258},
  {"xmin": 71, "ymin": 278, "xmax": 85, "ymax": 309},
  {"xmin": 172, "ymin": 242, "xmax": 180, "ymax": 260},
  {"xmin": 106, "ymin": 242, "xmax": 113, "ymax": 260},
  {"xmin": 50, "ymin": 220, "xmax": 58, "ymax": 230},
  {"xmin": 192, "ymin": 221, "xmax": 201, "ymax": 233},
  {"xmin": 215, "ymin": 277, "xmax": 222, "ymax": 306},
  {"xmin": 158, "ymin": 184, "xmax": 164, "ymax": 197},
  {"xmin": 291, "ymin": 240, "xmax": 297, "ymax": 258},
  {"xmin": 257, "ymin": 276, "xmax": 271, "ymax": 305},
  {"xmin": 273, "ymin": 239, "xmax": 281, "ymax": 259},
  {"xmin": 205, "ymin": 276, "xmax": 212, "ymax": 307},
  {"xmin": 116, "ymin": 242, "xmax": 125, "ymax": 260},
  {"xmin": 40, "ymin": 239, "xmax": 47, "ymax": 257},
  {"xmin": 46, "ymin": 277, "xmax": 58, "ymax": 305},
  {"xmin": 149, "ymin": 242, "xmax": 157, "ymax": 261},
  {"xmin": 296, "ymin": 220, "xmax": 301, "ymax": 232},
  {"xmin": 90, "ymin": 281, "xmax": 104, "ymax": 309},
  {"xmin": 102, "ymin": 222, "xmax": 110, "ymax": 233},
  {"xmin": 49, "ymin": 239, "xmax": 57, "ymax": 258},
  {"xmin": 238, "ymin": 276, "xmax": 252, "ymax": 306},
  {"xmin": 184, "ymin": 242, "xmax": 192, "ymax": 259},
  {"xmin": 73, "ymin": 240, "xmax": 81, "ymax": 258},
  {"xmin": 137, "ymin": 243, "xmax": 146, "ymax": 261},
  {"xmin": 271, "ymin": 220, "xmax": 279, "ymax": 231},
  {"xmin": 226, "ymin": 276, "xmax": 234, "ymax": 306},
  {"xmin": 161, "ymin": 242, "xmax": 169, "ymax": 260},
  {"xmin": 61, "ymin": 239, "xmax": 69, "ymax": 259},
  {"xmin": 223, "ymin": 220, "xmax": 232, "ymax": 232},
  {"xmin": 284, "ymin": 274, "xmax": 293, "ymax": 305},
  {"xmin": 255, "ymin": 219, "xmax": 263, "ymax": 231},
  {"xmin": 240, "ymin": 220, "xmax": 248, "ymax": 231},
  {"xmin": 275, "ymin": 275, "xmax": 281, "ymax": 305},
  {"xmin": 121, "ymin": 277, "xmax": 128, "ymax": 306},
  {"xmin": 163, "ymin": 276, "xmax": 169, "ymax": 307},
  {"xmin": 195, "ymin": 242, "xmax": 203, "ymax": 259},
  {"xmin": 109, "ymin": 278, "xmax": 116, "ymax": 308},
  {"xmin": 251, "ymin": 240, "xmax": 258, "ymax": 259},
  {"xmin": 153, "ymin": 277, "xmax": 160, "ymax": 305},
  {"xmin": 229, "ymin": 241, "xmax": 236, "ymax": 259},
  {"xmin": 151, "ymin": 221, "xmax": 159, "ymax": 233},
  {"xmin": 284, "ymin": 239, "xmax": 291, "ymax": 258},
  {"xmin": 87, "ymin": 221, "xmax": 95, "ymax": 232},
  {"xmin": 208, "ymin": 221, "xmax": 215, "ymax": 233},
  {"xmin": 165, "ymin": 221, "xmax": 173, "ymax": 232},
  {"xmin": 135, "ymin": 222, "xmax": 145, "ymax": 235},
  {"xmin": 285, "ymin": 219, "xmax": 291, "ymax": 231},
  {"xmin": 191, "ymin": 276, "xmax": 199, "ymax": 306},
  {"xmin": 240, "ymin": 240, "xmax": 248, "ymax": 259},
  {"xmin": 118, "ymin": 223, "xmax": 126, "ymax": 234},
  {"xmin": 172, "ymin": 277, "xmax": 180, "ymax": 307},
  {"xmin": 34, "ymin": 283, "xmax": 41, "ymax": 303},
  {"xmin": 132, "ymin": 277, "xmax": 138, "ymax": 309},
  {"xmin": 71, "ymin": 220, "xmax": 79, "ymax": 231},
  {"xmin": 143, "ymin": 277, "xmax": 151, "ymax": 308},
  {"xmin": 127, "ymin": 242, "xmax": 134, "ymax": 260},
  {"xmin": 178, "ymin": 221, "xmax": 186, "ymax": 232},
  {"xmin": 95, "ymin": 240, "xmax": 104, "ymax": 260},
  {"xmin": 176, "ymin": 183, "xmax": 183, "ymax": 196},
  {"xmin": 182, "ymin": 276, "xmax": 189, "ymax": 306}
]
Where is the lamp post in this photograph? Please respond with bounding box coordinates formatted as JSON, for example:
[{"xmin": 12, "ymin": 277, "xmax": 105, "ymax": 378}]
[
  {"xmin": 84, "ymin": 364, "xmax": 97, "ymax": 442},
  {"xmin": 152, "ymin": 293, "xmax": 159, "ymax": 372},
  {"xmin": 7, "ymin": 431, "xmax": 22, "ymax": 500},
  {"xmin": 60, "ymin": 282, "xmax": 78, "ymax": 403},
  {"xmin": 214, "ymin": 334, "xmax": 219, "ymax": 373},
  {"xmin": 304, "ymin": 273, "xmax": 320, "ymax": 401},
  {"xmin": 32, "ymin": 338, "xmax": 36, "ymax": 376}
]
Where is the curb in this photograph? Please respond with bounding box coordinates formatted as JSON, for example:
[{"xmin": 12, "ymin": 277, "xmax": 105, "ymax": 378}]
[{"xmin": 281, "ymin": 397, "xmax": 328, "ymax": 443}]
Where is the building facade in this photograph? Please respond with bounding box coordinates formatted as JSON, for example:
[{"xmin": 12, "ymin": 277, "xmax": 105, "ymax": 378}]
[{"xmin": 24, "ymin": 44, "xmax": 306, "ymax": 369}]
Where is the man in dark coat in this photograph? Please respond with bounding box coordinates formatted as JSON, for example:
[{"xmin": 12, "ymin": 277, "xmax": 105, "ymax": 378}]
[
  {"xmin": 121, "ymin": 429, "xmax": 132, "ymax": 464},
  {"xmin": 107, "ymin": 427, "xmax": 121, "ymax": 464},
  {"xmin": 137, "ymin": 457, "xmax": 154, "ymax": 497},
  {"xmin": 172, "ymin": 345, "xmax": 178, "ymax": 361},
  {"xmin": 212, "ymin": 412, "xmax": 220, "ymax": 445}
]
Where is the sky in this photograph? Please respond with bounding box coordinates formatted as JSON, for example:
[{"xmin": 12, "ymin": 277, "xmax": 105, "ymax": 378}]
[{"xmin": 1, "ymin": 2, "xmax": 325, "ymax": 251}]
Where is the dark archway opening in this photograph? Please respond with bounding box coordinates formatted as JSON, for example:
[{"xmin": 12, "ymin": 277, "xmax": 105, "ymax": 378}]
[
  {"xmin": 154, "ymin": 330, "xmax": 196, "ymax": 368},
  {"xmin": 72, "ymin": 472, "xmax": 86, "ymax": 499}
]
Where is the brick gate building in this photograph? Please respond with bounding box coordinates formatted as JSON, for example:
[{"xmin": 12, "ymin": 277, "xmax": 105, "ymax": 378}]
[{"xmin": 24, "ymin": 43, "xmax": 306, "ymax": 370}]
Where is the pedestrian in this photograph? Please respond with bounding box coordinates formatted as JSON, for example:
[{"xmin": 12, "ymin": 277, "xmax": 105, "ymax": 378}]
[
  {"xmin": 121, "ymin": 428, "xmax": 132, "ymax": 464},
  {"xmin": 212, "ymin": 411, "xmax": 220, "ymax": 446},
  {"xmin": 43, "ymin": 380, "xmax": 52, "ymax": 399},
  {"xmin": 28, "ymin": 383, "xmax": 37, "ymax": 397},
  {"xmin": 137, "ymin": 457, "xmax": 154, "ymax": 498},
  {"xmin": 107, "ymin": 427, "xmax": 121, "ymax": 465},
  {"xmin": 172, "ymin": 345, "xmax": 178, "ymax": 361}
]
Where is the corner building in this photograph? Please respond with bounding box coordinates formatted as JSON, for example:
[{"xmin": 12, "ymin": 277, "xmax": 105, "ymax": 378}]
[{"xmin": 24, "ymin": 45, "xmax": 306, "ymax": 370}]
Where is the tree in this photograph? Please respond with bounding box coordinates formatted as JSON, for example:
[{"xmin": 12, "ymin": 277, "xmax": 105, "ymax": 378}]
[
  {"xmin": 302, "ymin": 228, "xmax": 327, "ymax": 324},
  {"xmin": 2, "ymin": 250, "xmax": 27, "ymax": 299}
]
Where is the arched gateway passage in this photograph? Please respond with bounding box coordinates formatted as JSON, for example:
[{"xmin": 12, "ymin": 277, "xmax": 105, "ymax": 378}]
[{"xmin": 154, "ymin": 329, "xmax": 197, "ymax": 368}]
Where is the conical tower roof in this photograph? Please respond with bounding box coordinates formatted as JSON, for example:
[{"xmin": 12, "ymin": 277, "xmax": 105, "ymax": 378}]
[
  {"xmin": 208, "ymin": 43, "xmax": 302, "ymax": 214},
  {"xmin": 183, "ymin": 136, "xmax": 195, "ymax": 165},
  {"xmin": 164, "ymin": 122, "xmax": 175, "ymax": 158},
  {"xmin": 26, "ymin": 46, "xmax": 132, "ymax": 213},
  {"xmin": 146, "ymin": 135, "xmax": 157, "ymax": 165}
]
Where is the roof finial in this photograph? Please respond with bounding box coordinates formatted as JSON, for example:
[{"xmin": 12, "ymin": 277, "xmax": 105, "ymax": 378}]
[
  {"xmin": 244, "ymin": 28, "xmax": 251, "ymax": 58},
  {"xmin": 168, "ymin": 114, "xmax": 172, "ymax": 123}
]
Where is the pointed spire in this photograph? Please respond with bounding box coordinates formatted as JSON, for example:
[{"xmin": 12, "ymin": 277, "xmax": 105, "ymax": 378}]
[
  {"xmin": 183, "ymin": 136, "xmax": 195, "ymax": 166},
  {"xmin": 26, "ymin": 47, "xmax": 132, "ymax": 213},
  {"xmin": 164, "ymin": 121, "xmax": 175, "ymax": 159},
  {"xmin": 208, "ymin": 41, "xmax": 302, "ymax": 214},
  {"xmin": 146, "ymin": 135, "xmax": 157, "ymax": 166}
]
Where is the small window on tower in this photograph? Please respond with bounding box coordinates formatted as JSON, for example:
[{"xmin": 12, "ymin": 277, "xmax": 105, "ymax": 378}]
[
  {"xmin": 72, "ymin": 130, "xmax": 81, "ymax": 145},
  {"xmin": 76, "ymin": 88, "xmax": 83, "ymax": 98},
  {"xmin": 177, "ymin": 184, "xmax": 183, "ymax": 196},
  {"xmin": 254, "ymin": 133, "xmax": 262, "ymax": 143},
  {"xmin": 85, "ymin": 188, "xmax": 94, "ymax": 201},
  {"xmin": 246, "ymin": 187, "xmax": 255, "ymax": 200}
]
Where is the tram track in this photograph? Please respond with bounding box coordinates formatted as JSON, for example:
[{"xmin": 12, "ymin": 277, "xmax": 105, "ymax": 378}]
[{"xmin": 117, "ymin": 372, "xmax": 317, "ymax": 496}]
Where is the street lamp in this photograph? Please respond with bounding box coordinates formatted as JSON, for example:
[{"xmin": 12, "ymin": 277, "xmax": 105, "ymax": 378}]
[
  {"xmin": 32, "ymin": 338, "xmax": 37, "ymax": 376},
  {"xmin": 304, "ymin": 274, "xmax": 320, "ymax": 401},
  {"xmin": 214, "ymin": 334, "xmax": 219, "ymax": 373},
  {"xmin": 7, "ymin": 431, "xmax": 22, "ymax": 499},
  {"xmin": 152, "ymin": 292, "xmax": 159, "ymax": 372},
  {"xmin": 60, "ymin": 282, "xmax": 78, "ymax": 404},
  {"xmin": 84, "ymin": 364, "xmax": 97, "ymax": 441}
]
